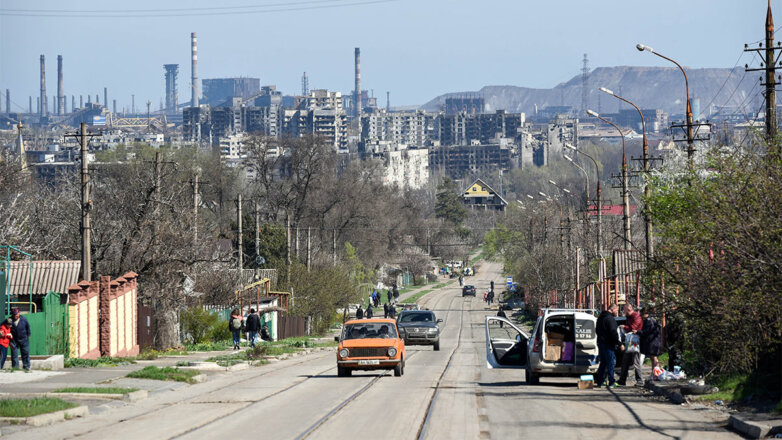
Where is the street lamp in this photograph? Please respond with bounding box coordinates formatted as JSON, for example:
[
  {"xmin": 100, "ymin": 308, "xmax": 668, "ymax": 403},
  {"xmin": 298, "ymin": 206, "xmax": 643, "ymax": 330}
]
[
  {"xmin": 599, "ymin": 87, "xmax": 654, "ymax": 261},
  {"xmin": 540, "ymin": 191, "xmax": 564, "ymax": 249},
  {"xmin": 565, "ymin": 142, "xmax": 602, "ymax": 257},
  {"xmin": 637, "ymin": 43, "xmax": 694, "ymax": 167},
  {"xmin": 564, "ymin": 154, "xmax": 590, "ymax": 210},
  {"xmin": 586, "ymin": 110, "xmax": 632, "ymax": 250}
]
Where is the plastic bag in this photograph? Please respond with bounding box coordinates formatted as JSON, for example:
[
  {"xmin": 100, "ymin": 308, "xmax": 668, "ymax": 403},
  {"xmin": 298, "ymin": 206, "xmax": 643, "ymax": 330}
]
[{"xmin": 625, "ymin": 333, "xmax": 640, "ymax": 353}]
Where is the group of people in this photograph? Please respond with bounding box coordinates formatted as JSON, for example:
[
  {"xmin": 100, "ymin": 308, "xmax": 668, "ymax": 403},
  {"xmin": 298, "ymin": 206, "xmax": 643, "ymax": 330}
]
[
  {"xmin": 0, "ymin": 308, "xmax": 31, "ymax": 371},
  {"xmin": 229, "ymin": 308, "xmax": 271, "ymax": 350},
  {"xmin": 355, "ymin": 301, "xmax": 397, "ymax": 320},
  {"xmin": 595, "ymin": 303, "xmax": 663, "ymax": 388}
]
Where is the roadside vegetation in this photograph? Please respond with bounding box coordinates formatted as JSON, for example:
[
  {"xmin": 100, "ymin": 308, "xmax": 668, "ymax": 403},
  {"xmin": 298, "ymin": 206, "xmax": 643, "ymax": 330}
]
[
  {"xmin": 0, "ymin": 398, "xmax": 78, "ymax": 418},
  {"xmin": 53, "ymin": 387, "xmax": 139, "ymax": 394},
  {"xmin": 126, "ymin": 366, "xmax": 200, "ymax": 383}
]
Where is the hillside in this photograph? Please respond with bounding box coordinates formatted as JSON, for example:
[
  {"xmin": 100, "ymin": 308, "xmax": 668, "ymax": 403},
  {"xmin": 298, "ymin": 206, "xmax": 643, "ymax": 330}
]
[{"xmin": 421, "ymin": 66, "xmax": 758, "ymax": 119}]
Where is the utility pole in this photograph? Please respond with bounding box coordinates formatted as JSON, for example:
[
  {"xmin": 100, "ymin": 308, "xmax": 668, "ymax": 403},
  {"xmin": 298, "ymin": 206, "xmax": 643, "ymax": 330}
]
[
  {"xmin": 254, "ymin": 200, "xmax": 260, "ymax": 275},
  {"xmin": 332, "ymin": 229, "xmax": 337, "ymax": 265},
  {"xmin": 295, "ymin": 227, "xmax": 300, "ymax": 260},
  {"xmin": 307, "ymin": 227, "xmax": 311, "ymax": 272},
  {"xmin": 146, "ymin": 101, "xmax": 152, "ymax": 132},
  {"xmin": 66, "ymin": 123, "xmax": 100, "ymax": 282},
  {"xmin": 286, "ymin": 213, "xmax": 291, "ymax": 286},
  {"xmin": 745, "ymin": 0, "xmax": 781, "ymax": 151},
  {"xmin": 237, "ymin": 194, "xmax": 243, "ymax": 272},
  {"xmin": 154, "ymin": 152, "xmax": 162, "ymax": 243},
  {"xmin": 193, "ymin": 170, "xmax": 200, "ymax": 246}
]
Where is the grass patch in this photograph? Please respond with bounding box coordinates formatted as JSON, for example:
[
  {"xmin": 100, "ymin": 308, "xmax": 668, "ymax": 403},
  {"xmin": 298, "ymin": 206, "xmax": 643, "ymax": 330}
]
[
  {"xmin": 53, "ymin": 387, "xmax": 138, "ymax": 394},
  {"xmin": 65, "ymin": 357, "xmax": 136, "ymax": 368},
  {"xmin": 0, "ymin": 398, "xmax": 78, "ymax": 418},
  {"xmin": 184, "ymin": 341, "xmax": 233, "ymax": 352},
  {"xmin": 402, "ymin": 289, "xmax": 433, "ymax": 304},
  {"xmin": 126, "ymin": 366, "xmax": 199, "ymax": 384}
]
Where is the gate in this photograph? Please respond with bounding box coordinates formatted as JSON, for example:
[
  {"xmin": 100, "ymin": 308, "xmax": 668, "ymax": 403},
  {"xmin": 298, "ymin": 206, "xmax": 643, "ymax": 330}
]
[
  {"xmin": 27, "ymin": 292, "xmax": 68, "ymax": 356},
  {"xmin": 137, "ymin": 304, "xmax": 156, "ymax": 349},
  {"xmin": 277, "ymin": 315, "xmax": 307, "ymax": 339}
]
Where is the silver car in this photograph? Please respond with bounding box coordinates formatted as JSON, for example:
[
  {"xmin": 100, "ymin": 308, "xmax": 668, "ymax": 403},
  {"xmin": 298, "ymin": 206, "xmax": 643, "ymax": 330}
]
[{"xmin": 485, "ymin": 309, "xmax": 598, "ymax": 384}]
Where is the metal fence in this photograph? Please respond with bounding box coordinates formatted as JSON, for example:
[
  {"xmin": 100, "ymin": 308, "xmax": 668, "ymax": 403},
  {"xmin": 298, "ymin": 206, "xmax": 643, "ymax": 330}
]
[{"xmin": 27, "ymin": 292, "xmax": 68, "ymax": 356}]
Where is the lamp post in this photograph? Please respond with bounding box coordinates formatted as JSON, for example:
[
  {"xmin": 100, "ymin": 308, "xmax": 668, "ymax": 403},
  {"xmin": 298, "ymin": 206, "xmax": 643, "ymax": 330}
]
[
  {"xmin": 586, "ymin": 109, "xmax": 631, "ymax": 250},
  {"xmin": 637, "ymin": 43, "xmax": 694, "ymax": 168},
  {"xmin": 599, "ymin": 87, "xmax": 654, "ymax": 261},
  {"xmin": 539, "ymin": 191, "xmax": 564, "ymax": 250},
  {"xmin": 565, "ymin": 143, "xmax": 602, "ymax": 257}
]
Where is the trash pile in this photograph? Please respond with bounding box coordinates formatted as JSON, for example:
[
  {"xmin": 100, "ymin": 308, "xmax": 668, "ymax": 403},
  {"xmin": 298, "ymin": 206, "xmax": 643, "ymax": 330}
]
[{"xmin": 652, "ymin": 365, "xmax": 687, "ymax": 381}]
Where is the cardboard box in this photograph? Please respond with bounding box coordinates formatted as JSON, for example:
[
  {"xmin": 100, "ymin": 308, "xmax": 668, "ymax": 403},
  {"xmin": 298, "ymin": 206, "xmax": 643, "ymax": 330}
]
[
  {"xmin": 578, "ymin": 380, "xmax": 594, "ymax": 389},
  {"xmin": 544, "ymin": 344, "xmax": 562, "ymax": 361}
]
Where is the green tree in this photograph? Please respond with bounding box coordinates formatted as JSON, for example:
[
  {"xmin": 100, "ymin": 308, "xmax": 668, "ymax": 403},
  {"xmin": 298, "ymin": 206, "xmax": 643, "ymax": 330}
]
[{"xmin": 435, "ymin": 177, "xmax": 467, "ymax": 225}]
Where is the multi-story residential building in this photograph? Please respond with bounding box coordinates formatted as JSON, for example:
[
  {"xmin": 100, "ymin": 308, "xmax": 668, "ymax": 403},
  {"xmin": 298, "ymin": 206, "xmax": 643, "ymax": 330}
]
[
  {"xmin": 437, "ymin": 110, "xmax": 522, "ymax": 146},
  {"xmin": 429, "ymin": 142, "xmax": 513, "ymax": 179},
  {"xmin": 360, "ymin": 110, "xmax": 434, "ymax": 152},
  {"xmin": 202, "ymin": 78, "xmax": 260, "ymax": 105},
  {"xmin": 377, "ymin": 147, "xmax": 429, "ymax": 190}
]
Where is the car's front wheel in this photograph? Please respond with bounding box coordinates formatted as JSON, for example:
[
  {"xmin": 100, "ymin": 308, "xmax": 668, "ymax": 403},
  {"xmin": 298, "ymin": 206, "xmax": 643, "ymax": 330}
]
[
  {"xmin": 526, "ymin": 368, "xmax": 539, "ymax": 385},
  {"xmin": 394, "ymin": 357, "xmax": 403, "ymax": 376},
  {"xmin": 433, "ymin": 340, "xmax": 440, "ymax": 351},
  {"xmin": 337, "ymin": 366, "xmax": 352, "ymax": 377}
]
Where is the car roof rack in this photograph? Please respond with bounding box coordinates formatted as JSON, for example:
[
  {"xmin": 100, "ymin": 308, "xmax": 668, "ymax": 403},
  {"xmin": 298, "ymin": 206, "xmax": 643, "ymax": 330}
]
[{"xmin": 541, "ymin": 308, "xmax": 596, "ymax": 313}]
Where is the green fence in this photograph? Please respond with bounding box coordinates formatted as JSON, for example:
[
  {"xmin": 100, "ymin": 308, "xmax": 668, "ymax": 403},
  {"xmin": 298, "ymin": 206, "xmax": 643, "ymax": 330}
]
[{"xmin": 27, "ymin": 292, "xmax": 69, "ymax": 356}]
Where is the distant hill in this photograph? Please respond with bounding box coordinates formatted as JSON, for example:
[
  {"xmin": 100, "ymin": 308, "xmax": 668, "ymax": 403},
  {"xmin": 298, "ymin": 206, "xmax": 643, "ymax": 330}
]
[{"xmin": 420, "ymin": 66, "xmax": 759, "ymax": 120}]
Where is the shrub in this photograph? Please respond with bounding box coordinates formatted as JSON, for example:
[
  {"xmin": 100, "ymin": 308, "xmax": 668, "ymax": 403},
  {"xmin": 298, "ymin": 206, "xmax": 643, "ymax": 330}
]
[{"xmin": 181, "ymin": 307, "xmax": 221, "ymax": 344}]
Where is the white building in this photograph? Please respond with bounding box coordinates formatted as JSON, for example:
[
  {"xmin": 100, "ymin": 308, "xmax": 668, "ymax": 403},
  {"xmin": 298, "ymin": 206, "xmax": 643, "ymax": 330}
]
[{"xmin": 377, "ymin": 147, "xmax": 429, "ymax": 190}]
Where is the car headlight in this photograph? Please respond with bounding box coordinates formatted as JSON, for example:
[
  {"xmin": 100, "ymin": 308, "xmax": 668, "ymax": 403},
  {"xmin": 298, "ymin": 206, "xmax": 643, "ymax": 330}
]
[
  {"xmin": 387, "ymin": 347, "xmax": 397, "ymax": 357},
  {"xmin": 339, "ymin": 348, "xmax": 349, "ymax": 358},
  {"xmin": 427, "ymin": 327, "xmax": 438, "ymax": 333}
]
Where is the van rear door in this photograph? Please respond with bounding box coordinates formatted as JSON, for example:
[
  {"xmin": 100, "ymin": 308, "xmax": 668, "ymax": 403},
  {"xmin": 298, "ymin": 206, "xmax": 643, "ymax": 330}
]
[
  {"xmin": 574, "ymin": 315, "xmax": 598, "ymax": 367},
  {"xmin": 485, "ymin": 316, "xmax": 529, "ymax": 369}
]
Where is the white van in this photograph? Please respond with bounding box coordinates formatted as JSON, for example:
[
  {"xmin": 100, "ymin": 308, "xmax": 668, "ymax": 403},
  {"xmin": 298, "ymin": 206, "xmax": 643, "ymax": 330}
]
[{"xmin": 485, "ymin": 309, "xmax": 599, "ymax": 384}]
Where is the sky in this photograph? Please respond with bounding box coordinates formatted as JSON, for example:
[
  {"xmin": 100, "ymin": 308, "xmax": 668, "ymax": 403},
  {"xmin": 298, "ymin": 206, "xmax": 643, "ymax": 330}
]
[{"xmin": 0, "ymin": 0, "xmax": 766, "ymax": 112}]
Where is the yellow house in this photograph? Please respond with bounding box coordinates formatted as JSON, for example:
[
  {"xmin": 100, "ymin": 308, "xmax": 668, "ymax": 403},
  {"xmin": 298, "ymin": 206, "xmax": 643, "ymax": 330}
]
[{"xmin": 462, "ymin": 179, "xmax": 507, "ymax": 211}]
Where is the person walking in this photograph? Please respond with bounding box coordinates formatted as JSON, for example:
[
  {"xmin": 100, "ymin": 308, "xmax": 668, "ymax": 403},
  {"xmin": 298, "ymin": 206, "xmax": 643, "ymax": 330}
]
[
  {"xmin": 356, "ymin": 305, "xmax": 364, "ymax": 320},
  {"xmin": 393, "ymin": 285, "xmax": 399, "ymax": 303},
  {"xmin": 595, "ymin": 304, "xmax": 623, "ymax": 388},
  {"xmin": 0, "ymin": 318, "xmax": 12, "ymax": 369},
  {"xmin": 487, "ymin": 290, "xmax": 495, "ymax": 306},
  {"xmin": 245, "ymin": 309, "xmax": 261, "ymax": 348},
  {"xmin": 617, "ymin": 303, "xmax": 644, "ymax": 386},
  {"xmin": 366, "ymin": 303, "xmax": 374, "ymax": 319},
  {"xmin": 386, "ymin": 289, "xmax": 392, "ymax": 304},
  {"xmin": 229, "ymin": 308, "xmax": 243, "ymax": 350},
  {"xmin": 497, "ymin": 308, "xmax": 507, "ymax": 328},
  {"xmin": 383, "ymin": 302, "xmax": 389, "ymax": 319},
  {"xmin": 459, "ymin": 275, "xmax": 464, "ymax": 287},
  {"xmin": 639, "ymin": 306, "xmax": 663, "ymax": 373},
  {"xmin": 388, "ymin": 303, "xmax": 396, "ymax": 319},
  {"xmin": 9, "ymin": 308, "xmax": 31, "ymax": 371}
]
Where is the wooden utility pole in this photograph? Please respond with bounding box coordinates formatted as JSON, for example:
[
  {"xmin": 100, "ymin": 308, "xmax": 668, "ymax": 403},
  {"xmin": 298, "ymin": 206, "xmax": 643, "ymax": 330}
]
[
  {"xmin": 66, "ymin": 123, "xmax": 100, "ymax": 282},
  {"xmin": 745, "ymin": 0, "xmax": 781, "ymax": 151}
]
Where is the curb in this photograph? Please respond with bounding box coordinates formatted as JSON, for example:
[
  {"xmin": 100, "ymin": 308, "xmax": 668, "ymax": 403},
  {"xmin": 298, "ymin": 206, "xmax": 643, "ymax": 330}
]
[
  {"xmin": 728, "ymin": 415, "xmax": 782, "ymax": 439},
  {"xmin": 0, "ymin": 405, "xmax": 89, "ymax": 426},
  {"xmin": 644, "ymin": 381, "xmax": 685, "ymax": 404},
  {"xmin": 0, "ymin": 390, "xmax": 148, "ymax": 402},
  {"xmin": 191, "ymin": 374, "xmax": 207, "ymax": 383}
]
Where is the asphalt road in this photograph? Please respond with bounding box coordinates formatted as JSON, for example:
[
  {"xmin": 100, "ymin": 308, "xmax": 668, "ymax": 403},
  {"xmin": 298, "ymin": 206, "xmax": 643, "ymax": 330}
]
[{"xmin": 10, "ymin": 261, "xmax": 737, "ymax": 440}]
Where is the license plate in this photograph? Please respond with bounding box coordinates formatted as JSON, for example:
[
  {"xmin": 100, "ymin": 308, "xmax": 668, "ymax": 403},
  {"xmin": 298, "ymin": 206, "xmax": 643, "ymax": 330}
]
[{"xmin": 358, "ymin": 360, "xmax": 380, "ymax": 366}]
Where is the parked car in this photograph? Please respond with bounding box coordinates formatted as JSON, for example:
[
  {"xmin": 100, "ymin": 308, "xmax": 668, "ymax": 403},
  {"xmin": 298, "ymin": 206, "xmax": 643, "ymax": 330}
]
[
  {"xmin": 335, "ymin": 318, "xmax": 406, "ymax": 377},
  {"xmin": 462, "ymin": 285, "xmax": 476, "ymax": 296},
  {"xmin": 400, "ymin": 304, "xmax": 420, "ymax": 311},
  {"xmin": 397, "ymin": 310, "xmax": 443, "ymax": 350},
  {"xmin": 485, "ymin": 308, "xmax": 598, "ymax": 384}
]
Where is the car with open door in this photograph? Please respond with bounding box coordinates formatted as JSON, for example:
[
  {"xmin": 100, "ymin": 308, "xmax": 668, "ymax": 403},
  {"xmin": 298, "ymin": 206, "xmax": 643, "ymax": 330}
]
[{"xmin": 485, "ymin": 309, "xmax": 599, "ymax": 385}]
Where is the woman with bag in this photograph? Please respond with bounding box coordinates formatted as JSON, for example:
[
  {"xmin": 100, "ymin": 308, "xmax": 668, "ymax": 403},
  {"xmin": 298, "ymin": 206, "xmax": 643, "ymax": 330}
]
[
  {"xmin": 0, "ymin": 318, "xmax": 13, "ymax": 369},
  {"xmin": 618, "ymin": 303, "xmax": 644, "ymax": 386},
  {"xmin": 639, "ymin": 306, "xmax": 663, "ymax": 373},
  {"xmin": 229, "ymin": 309, "xmax": 243, "ymax": 350}
]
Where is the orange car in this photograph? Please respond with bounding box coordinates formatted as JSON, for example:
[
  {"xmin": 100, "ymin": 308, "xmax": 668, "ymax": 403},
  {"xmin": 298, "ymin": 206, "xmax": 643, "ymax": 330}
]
[{"xmin": 335, "ymin": 318, "xmax": 406, "ymax": 377}]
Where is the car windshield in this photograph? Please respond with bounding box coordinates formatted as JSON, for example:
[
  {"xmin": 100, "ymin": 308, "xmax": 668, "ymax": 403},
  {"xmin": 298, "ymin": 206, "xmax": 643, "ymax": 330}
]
[
  {"xmin": 343, "ymin": 322, "xmax": 398, "ymax": 340},
  {"xmin": 464, "ymin": 285, "xmax": 474, "ymax": 289},
  {"xmin": 398, "ymin": 312, "xmax": 435, "ymax": 323}
]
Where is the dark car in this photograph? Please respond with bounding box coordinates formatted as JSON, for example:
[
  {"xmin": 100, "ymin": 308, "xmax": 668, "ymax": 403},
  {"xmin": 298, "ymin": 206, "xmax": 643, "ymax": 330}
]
[
  {"xmin": 397, "ymin": 310, "xmax": 443, "ymax": 350},
  {"xmin": 462, "ymin": 285, "xmax": 476, "ymax": 296}
]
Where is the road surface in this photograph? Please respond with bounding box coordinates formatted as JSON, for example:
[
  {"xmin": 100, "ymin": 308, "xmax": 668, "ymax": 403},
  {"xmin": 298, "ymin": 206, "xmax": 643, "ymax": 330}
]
[{"xmin": 9, "ymin": 261, "xmax": 736, "ymax": 439}]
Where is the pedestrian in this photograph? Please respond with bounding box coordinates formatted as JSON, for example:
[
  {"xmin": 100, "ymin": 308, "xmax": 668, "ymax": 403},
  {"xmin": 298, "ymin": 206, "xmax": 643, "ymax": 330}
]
[
  {"xmin": 490, "ymin": 280, "xmax": 494, "ymax": 291},
  {"xmin": 488, "ymin": 290, "xmax": 495, "ymax": 306},
  {"xmin": 9, "ymin": 308, "xmax": 31, "ymax": 371},
  {"xmin": 639, "ymin": 306, "xmax": 663, "ymax": 373},
  {"xmin": 497, "ymin": 308, "xmax": 507, "ymax": 328},
  {"xmin": 366, "ymin": 303, "xmax": 374, "ymax": 319},
  {"xmin": 245, "ymin": 308, "xmax": 261, "ymax": 348},
  {"xmin": 0, "ymin": 318, "xmax": 12, "ymax": 369},
  {"xmin": 617, "ymin": 303, "xmax": 644, "ymax": 386},
  {"xmin": 386, "ymin": 289, "xmax": 392, "ymax": 304},
  {"xmin": 459, "ymin": 275, "xmax": 463, "ymax": 287},
  {"xmin": 393, "ymin": 285, "xmax": 399, "ymax": 303},
  {"xmin": 356, "ymin": 305, "xmax": 364, "ymax": 320},
  {"xmin": 229, "ymin": 308, "xmax": 243, "ymax": 350},
  {"xmin": 383, "ymin": 302, "xmax": 389, "ymax": 319},
  {"xmin": 595, "ymin": 304, "xmax": 623, "ymax": 388},
  {"xmin": 388, "ymin": 303, "xmax": 396, "ymax": 319},
  {"xmin": 483, "ymin": 290, "xmax": 488, "ymax": 303}
]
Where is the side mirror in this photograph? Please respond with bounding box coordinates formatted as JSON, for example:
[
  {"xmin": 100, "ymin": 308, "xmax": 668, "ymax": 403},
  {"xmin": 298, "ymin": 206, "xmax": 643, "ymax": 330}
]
[
  {"xmin": 437, "ymin": 319, "xmax": 443, "ymax": 323},
  {"xmin": 334, "ymin": 336, "xmax": 340, "ymax": 342}
]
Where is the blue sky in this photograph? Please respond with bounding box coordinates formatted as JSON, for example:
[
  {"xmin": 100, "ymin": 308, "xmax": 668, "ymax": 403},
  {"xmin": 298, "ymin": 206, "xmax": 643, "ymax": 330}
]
[{"xmin": 0, "ymin": 0, "xmax": 764, "ymax": 111}]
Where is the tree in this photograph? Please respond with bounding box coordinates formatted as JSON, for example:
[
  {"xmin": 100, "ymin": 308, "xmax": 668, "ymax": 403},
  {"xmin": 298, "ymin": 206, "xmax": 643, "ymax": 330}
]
[{"xmin": 435, "ymin": 177, "xmax": 467, "ymax": 225}]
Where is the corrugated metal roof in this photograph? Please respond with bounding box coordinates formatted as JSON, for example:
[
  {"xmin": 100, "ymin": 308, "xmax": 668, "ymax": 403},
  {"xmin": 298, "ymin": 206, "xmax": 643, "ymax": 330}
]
[
  {"xmin": 2, "ymin": 260, "xmax": 81, "ymax": 296},
  {"xmin": 612, "ymin": 250, "xmax": 645, "ymax": 276}
]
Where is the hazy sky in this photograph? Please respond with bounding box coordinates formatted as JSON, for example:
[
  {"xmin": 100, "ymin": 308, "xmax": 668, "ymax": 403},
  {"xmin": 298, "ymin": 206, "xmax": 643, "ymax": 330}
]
[{"xmin": 0, "ymin": 0, "xmax": 766, "ymax": 111}]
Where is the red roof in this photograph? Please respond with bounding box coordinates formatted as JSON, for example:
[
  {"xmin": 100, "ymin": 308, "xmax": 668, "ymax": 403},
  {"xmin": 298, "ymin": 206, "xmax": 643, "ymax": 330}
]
[{"xmin": 588, "ymin": 204, "xmax": 637, "ymax": 216}]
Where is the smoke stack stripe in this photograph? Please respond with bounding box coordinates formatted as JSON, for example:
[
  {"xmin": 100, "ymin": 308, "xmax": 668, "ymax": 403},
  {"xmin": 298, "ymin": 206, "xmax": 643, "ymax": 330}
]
[
  {"xmin": 191, "ymin": 32, "xmax": 199, "ymax": 107},
  {"xmin": 40, "ymin": 55, "xmax": 47, "ymax": 117}
]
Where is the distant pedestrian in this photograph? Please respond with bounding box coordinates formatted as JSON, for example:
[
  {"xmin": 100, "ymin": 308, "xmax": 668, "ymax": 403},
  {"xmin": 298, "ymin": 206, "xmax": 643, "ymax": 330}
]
[
  {"xmin": 388, "ymin": 303, "xmax": 396, "ymax": 319},
  {"xmin": 393, "ymin": 285, "xmax": 399, "ymax": 303},
  {"xmin": 639, "ymin": 306, "xmax": 663, "ymax": 373},
  {"xmin": 245, "ymin": 308, "xmax": 261, "ymax": 348},
  {"xmin": 0, "ymin": 318, "xmax": 12, "ymax": 369},
  {"xmin": 618, "ymin": 303, "xmax": 644, "ymax": 386},
  {"xmin": 483, "ymin": 290, "xmax": 488, "ymax": 303},
  {"xmin": 487, "ymin": 290, "xmax": 495, "ymax": 305},
  {"xmin": 386, "ymin": 290, "xmax": 392, "ymax": 304},
  {"xmin": 595, "ymin": 304, "xmax": 623, "ymax": 388},
  {"xmin": 10, "ymin": 308, "xmax": 31, "ymax": 371},
  {"xmin": 229, "ymin": 308, "xmax": 243, "ymax": 350},
  {"xmin": 356, "ymin": 305, "xmax": 364, "ymax": 320},
  {"xmin": 366, "ymin": 304, "xmax": 374, "ymax": 319},
  {"xmin": 383, "ymin": 302, "xmax": 389, "ymax": 319},
  {"xmin": 459, "ymin": 276, "xmax": 463, "ymax": 287},
  {"xmin": 497, "ymin": 308, "xmax": 507, "ymax": 328}
]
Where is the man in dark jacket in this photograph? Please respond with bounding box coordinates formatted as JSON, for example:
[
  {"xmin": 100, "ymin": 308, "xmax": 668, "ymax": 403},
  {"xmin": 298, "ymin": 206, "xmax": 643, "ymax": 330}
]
[
  {"xmin": 383, "ymin": 302, "xmax": 389, "ymax": 318},
  {"xmin": 386, "ymin": 290, "xmax": 392, "ymax": 304},
  {"xmin": 10, "ymin": 308, "xmax": 31, "ymax": 371},
  {"xmin": 356, "ymin": 306, "xmax": 364, "ymax": 320},
  {"xmin": 392, "ymin": 285, "xmax": 399, "ymax": 303},
  {"xmin": 366, "ymin": 303, "xmax": 374, "ymax": 319},
  {"xmin": 618, "ymin": 303, "xmax": 644, "ymax": 386},
  {"xmin": 595, "ymin": 304, "xmax": 623, "ymax": 388},
  {"xmin": 388, "ymin": 303, "xmax": 396, "ymax": 319},
  {"xmin": 245, "ymin": 309, "xmax": 261, "ymax": 348}
]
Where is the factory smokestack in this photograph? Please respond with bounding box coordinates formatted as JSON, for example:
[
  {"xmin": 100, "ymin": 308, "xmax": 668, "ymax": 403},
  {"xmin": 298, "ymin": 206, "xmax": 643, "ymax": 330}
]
[
  {"xmin": 6, "ymin": 89, "xmax": 10, "ymax": 114},
  {"xmin": 354, "ymin": 47, "xmax": 361, "ymax": 117},
  {"xmin": 104, "ymin": 88, "xmax": 108, "ymax": 110},
  {"xmin": 191, "ymin": 32, "xmax": 199, "ymax": 107},
  {"xmin": 57, "ymin": 55, "xmax": 64, "ymax": 115},
  {"xmin": 40, "ymin": 55, "xmax": 47, "ymax": 117}
]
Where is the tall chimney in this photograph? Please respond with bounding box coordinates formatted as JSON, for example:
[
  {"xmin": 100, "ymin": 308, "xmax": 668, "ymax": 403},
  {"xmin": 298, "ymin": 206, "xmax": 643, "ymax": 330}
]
[
  {"xmin": 104, "ymin": 88, "xmax": 108, "ymax": 110},
  {"xmin": 57, "ymin": 55, "xmax": 64, "ymax": 115},
  {"xmin": 113, "ymin": 99, "xmax": 117, "ymax": 114},
  {"xmin": 191, "ymin": 32, "xmax": 199, "ymax": 107},
  {"xmin": 6, "ymin": 89, "xmax": 10, "ymax": 114},
  {"xmin": 40, "ymin": 55, "xmax": 47, "ymax": 117},
  {"xmin": 29, "ymin": 96, "xmax": 32, "ymax": 113},
  {"xmin": 71, "ymin": 95, "xmax": 75, "ymax": 113},
  {"xmin": 354, "ymin": 47, "xmax": 361, "ymax": 117}
]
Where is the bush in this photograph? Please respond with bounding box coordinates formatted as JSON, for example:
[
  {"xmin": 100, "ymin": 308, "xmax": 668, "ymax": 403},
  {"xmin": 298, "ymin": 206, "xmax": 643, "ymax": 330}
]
[
  {"xmin": 208, "ymin": 318, "xmax": 231, "ymax": 342},
  {"xmin": 181, "ymin": 307, "xmax": 221, "ymax": 344}
]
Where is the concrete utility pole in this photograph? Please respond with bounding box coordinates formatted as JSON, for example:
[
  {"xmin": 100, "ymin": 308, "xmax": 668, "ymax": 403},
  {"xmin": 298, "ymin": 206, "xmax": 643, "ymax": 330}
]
[
  {"xmin": 254, "ymin": 200, "xmax": 260, "ymax": 276},
  {"xmin": 332, "ymin": 229, "xmax": 337, "ymax": 265},
  {"xmin": 286, "ymin": 214, "xmax": 291, "ymax": 286},
  {"xmin": 153, "ymin": 152, "xmax": 162, "ymax": 245},
  {"xmin": 745, "ymin": 0, "xmax": 781, "ymax": 152},
  {"xmin": 193, "ymin": 170, "xmax": 200, "ymax": 246},
  {"xmin": 237, "ymin": 194, "xmax": 243, "ymax": 272},
  {"xmin": 69, "ymin": 123, "xmax": 100, "ymax": 281},
  {"xmin": 307, "ymin": 227, "xmax": 311, "ymax": 272}
]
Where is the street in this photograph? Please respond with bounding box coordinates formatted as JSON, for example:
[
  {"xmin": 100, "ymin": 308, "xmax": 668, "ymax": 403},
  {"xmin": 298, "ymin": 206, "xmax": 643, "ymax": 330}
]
[{"xmin": 7, "ymin": 261, "xmax": 737, "ymax": 440}]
